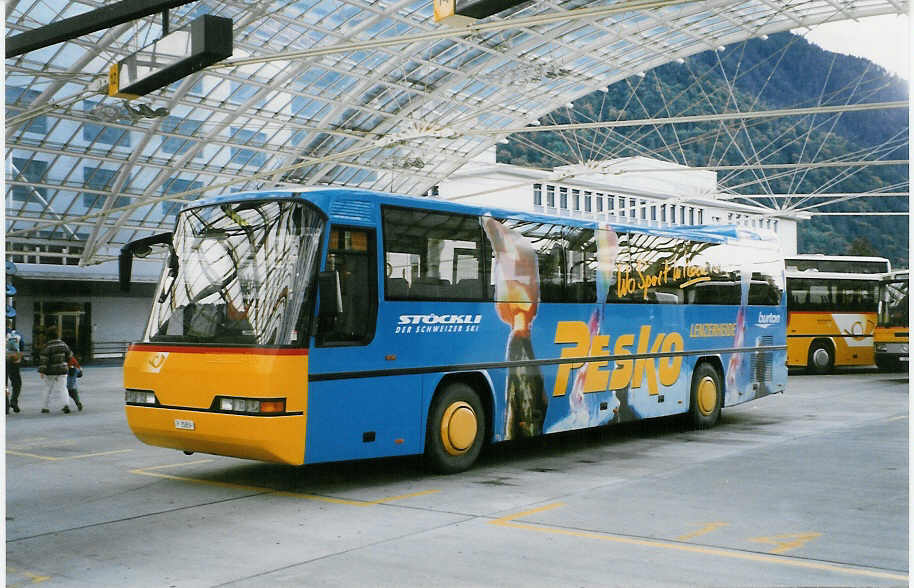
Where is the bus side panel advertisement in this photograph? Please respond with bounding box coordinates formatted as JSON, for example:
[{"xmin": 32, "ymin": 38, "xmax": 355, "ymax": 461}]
[{"xmin": 378, "ymin": 218, "xmax": 786, "ymax": 446}]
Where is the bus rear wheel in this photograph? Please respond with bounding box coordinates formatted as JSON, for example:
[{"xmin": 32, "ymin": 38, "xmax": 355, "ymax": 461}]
[
  {"xmin": 807, "ymin": 341, "xmax": 834, "ymax": 374},
  {"xmin": 425, "ymin": 382, "xmax": 485, "ymax": 474},
  {"xmin": 689, "ymin": 363, "xmax": 721, "ymax": 429}
]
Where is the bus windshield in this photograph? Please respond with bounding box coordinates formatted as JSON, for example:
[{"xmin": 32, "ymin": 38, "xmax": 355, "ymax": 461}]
[
  {"xmin": 878, "ymin": 277, "xmax": 909, "ymax": 328},
  {"xmin": 145, "ymin": 199, "xmax": 324, "ymax": 345}
]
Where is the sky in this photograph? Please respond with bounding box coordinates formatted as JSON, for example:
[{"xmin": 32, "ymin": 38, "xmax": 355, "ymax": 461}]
[{"xmin": 795, "ymin": 13, "xmax": 911, "ymax": 80}]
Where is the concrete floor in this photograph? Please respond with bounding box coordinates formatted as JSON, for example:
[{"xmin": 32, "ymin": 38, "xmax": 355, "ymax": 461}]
[{"xmin": 5, "ymin": 365, "xmax": 908, "ymax": 587}]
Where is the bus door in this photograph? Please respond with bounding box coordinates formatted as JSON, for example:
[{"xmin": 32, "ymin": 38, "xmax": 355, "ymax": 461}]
[{"xmin": 306, "ymin": 226, "xmax": 421, "ymax": 464}]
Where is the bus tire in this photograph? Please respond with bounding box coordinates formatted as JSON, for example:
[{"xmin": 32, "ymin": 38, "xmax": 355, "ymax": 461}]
[
  {"xmin": 425, "ymin": 382, "xmax": 485, "ymax": 474},
  {"xmin": 807, "ymin": 341, "xmax": 834, "ymax": 374},
  {"xmin": 689, "ymin": 363, "xmax": 722, "ymax": 429}
]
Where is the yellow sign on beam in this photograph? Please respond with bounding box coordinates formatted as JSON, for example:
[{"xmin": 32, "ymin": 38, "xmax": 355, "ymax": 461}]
[
  {"xmin": 108, "ymin": 64, "xmax": 140, "ymax": 100},
  {"xmin": 433, "ymin": 0, "xmax": 476, "ymax": 26}
]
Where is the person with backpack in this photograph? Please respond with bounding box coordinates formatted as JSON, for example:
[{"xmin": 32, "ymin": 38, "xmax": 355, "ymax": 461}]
[{"xmin": 37, "ymin": 325, "xmax": 75, "ymax": 414}]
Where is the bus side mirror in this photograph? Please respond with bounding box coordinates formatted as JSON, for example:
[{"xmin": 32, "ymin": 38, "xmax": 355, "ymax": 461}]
[
  {"xmin": 318, "ymin": 271, "xmax": 343, "ymax": 318},
  {"xmin": 119, "ymin": 232, "xmax": 174, "ymax": 292}
]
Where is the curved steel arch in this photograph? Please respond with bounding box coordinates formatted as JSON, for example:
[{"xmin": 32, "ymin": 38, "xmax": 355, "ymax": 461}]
[{"xmin": 5, "ymin": 0, "xmax": 906, "ymax": 263}]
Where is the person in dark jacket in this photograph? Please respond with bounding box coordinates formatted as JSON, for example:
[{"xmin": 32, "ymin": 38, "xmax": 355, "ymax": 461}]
[
  {"xmin": 38, "ymin": 325, "xmax": 74, "ymax": 414},
  {"xmin": 66, "ymin": 354, "xmax": 83, "ymax": 411},
  {"xmin": 6, "ymin": 320, "xmax": 23, "ymax": 413}
]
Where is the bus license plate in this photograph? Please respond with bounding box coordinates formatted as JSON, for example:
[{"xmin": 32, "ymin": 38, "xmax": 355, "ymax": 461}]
[{"xmin": 174, "ymin": 419, "xmax": 195, "ymax": 430}]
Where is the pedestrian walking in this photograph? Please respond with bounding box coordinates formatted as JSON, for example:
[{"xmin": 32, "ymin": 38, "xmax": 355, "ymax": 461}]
[
  {"xmin": 37, "ymin": 325, "xmax": 75, "ymax": 414},
  {"xmin": 67, "ymin": 355, "xmax": 84, "ymax": 411},
  {"xmin": 6, "ymin": 319, "xmax": 23, "ymax": 414}
]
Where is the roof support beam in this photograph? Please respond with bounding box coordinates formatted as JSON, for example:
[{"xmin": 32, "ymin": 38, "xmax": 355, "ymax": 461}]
[{"xmin": 6, "ymin": 0, "xmax": 197, "ymax": 58}]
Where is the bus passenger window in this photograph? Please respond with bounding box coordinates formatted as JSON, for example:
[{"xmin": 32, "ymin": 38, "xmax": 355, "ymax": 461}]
[
  {"xmin": 317, "ymin": 227, "xmax": 376, "ymax": 346},
  {"xmin": 382, "ymin": 206, "xmax": 487, "ymax": 301}
]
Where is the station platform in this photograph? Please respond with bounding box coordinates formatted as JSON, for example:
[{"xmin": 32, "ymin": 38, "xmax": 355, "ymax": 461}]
[{"xmin": 5, "ymin": 365, "xmax": 908, "ymax": 586}]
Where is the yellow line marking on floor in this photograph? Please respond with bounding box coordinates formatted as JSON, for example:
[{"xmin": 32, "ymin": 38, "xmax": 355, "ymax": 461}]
[
  {"xmin": 139, "ymin": 458, "xmax": 214, "ymax": 471},
  {"xmin": 750, "ymin": 532, "xmax": 823, "ymax": 554},
  {"xmin": 7, "ymin": 439, "xmax": 76, "ymax": 450},
  {"xmin": 6, "ymin": 565, "xmax": 51, "ymax": 585},
  {"xmin": 6, "ymin": 450, "xmax": 59, "ymax": 461},
  {"xmin": 66, "ymin": 449, "xmax": 133, "ymax": 460},
  {"xmin": 677, "ymin": 522, "xmax": 729, "ymax": 541},
  {"xmin": 887, "ymin": 415, "xmax": 907, "ymax": 422},
  {"xmin": 130, "ymin": 467, "xmax": 438, "ymax": 506},
  {"xmin": 369, "ymin": 489, "xmax": 440, "ymax": 503},
  {"xmin": 491, "ymin": 504, "xmax": 907, "ymax": 582},
  {"xmin": 6, "ymin": 449, "xmax": 132, "ymax": 461},
  {"xmin": 491, "ymin": 502, "xmax": 566, "ymax": 523}
]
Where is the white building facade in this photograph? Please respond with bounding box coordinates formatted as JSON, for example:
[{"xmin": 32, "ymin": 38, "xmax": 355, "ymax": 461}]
[{"xmin": 436, "ymin": 149, "xmax": 798, "ymax": 255}]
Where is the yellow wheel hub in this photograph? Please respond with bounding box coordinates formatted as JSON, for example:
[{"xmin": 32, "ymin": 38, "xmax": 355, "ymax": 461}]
[
  {"xmin": 440, "ymin": 401, "xmax": 478, "ymax": 456},
  {"xmin": 697, "ymin": 376, "xmax": 718, "ymax": 416}
]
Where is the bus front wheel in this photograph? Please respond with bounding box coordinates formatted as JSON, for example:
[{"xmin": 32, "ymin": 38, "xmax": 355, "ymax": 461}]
[
  {"xmin": 807, "ymin": 341, "xmax": 834, "ymax": 374},
  {"xmin": 425, "ymin": 382, "xmax": 485, "ymax": 474},
  {"xmin": 689, "ymin": 363, "xmax": 722, "ymax": 429}
]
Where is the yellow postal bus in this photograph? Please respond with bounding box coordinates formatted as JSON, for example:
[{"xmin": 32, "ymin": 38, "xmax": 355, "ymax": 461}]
[
  {"xmin": 874, "ymin": 270, "xmax": 909, "ymax": 371},
  {"xmin": 786, "ymin": 270, "xmax": 880, "ymax": 373}
]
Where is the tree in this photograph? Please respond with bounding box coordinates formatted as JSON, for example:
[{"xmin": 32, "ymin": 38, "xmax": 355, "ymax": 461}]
[{"xmin": 845, "ymin": 236, "xmax": 878, "ymax": 257}]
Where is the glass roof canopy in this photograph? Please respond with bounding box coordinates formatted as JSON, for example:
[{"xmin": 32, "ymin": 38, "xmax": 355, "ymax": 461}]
[{"xmin": 6, "ymin": 0, "xmax": 904, "ymax": 265}]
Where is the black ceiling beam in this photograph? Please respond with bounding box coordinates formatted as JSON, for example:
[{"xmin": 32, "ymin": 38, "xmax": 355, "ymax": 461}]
[{"xmin": 6, "ymin": 0, "xmax": 198, "ymax": 59}]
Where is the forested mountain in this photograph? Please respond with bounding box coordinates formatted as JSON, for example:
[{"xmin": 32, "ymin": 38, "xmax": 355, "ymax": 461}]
[{"xmin": 497, "ymin": 32, "xmax": 909, "ymax": 268}]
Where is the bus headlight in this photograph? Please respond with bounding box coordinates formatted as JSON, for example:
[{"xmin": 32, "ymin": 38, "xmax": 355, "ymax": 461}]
[
  {"xmin": 875, "ymin": 343, "xmax": 887, "ymax": 352},
  {"xmin": 125, "ymin": 390, "xmax": 157, "ymax": 404},
  {"xmin": 213, "ymin": 396, "xmax": 285, "ymax": 415}
]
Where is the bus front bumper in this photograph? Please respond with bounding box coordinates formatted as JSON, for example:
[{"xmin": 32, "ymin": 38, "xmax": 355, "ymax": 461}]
[
  {"xmin": 875, "ymin": 342, "xmax": 908, "ymax": 362},
  {"xmin": 125, "ymin": 405, "xmax": 306, "ymax": 465}
]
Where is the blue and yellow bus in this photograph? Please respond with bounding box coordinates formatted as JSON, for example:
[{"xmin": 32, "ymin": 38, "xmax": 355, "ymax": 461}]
[{"xmin": 120, "ymin": 188, "xmax": 787, "ymax": 473}]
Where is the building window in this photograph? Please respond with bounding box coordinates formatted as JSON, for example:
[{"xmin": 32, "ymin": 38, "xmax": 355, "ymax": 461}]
[
  {"xmin": 773, "ymin": 220, "xmax": 778, "ymax": 231},
  {"xmin": 82, "ymin": 100, "xmax": 130, "ymax": 147},
  {"xmin": 640, "ymin": 200, "xmax": 647, "ymax": 220},
  {"xmin": 229, "ymin": 128, "xmax": 268, "ymax": 167},
  {"xmin": 689, "ymin": 207, "xmax": 695, "ymax": 224},
  {"xmin": 559, "ymin": 187, "xmax": 568, "ymax": 209},
  {"xmin": 650, "ymin": 205, "xmax": 657, "ymax": 221},
  {"xmin": 584, "ymin": 191, "xmax": 592, "ymax": 212},
  {"xmin": 595, "ymin": 193, "xmax": 603, "ymax": 213},
  {"xmin": 546, "ymin": 185, "xmax": 555, "ymax": 207},
  {"xmin": 161, "ymin": 116, "xmax": 203, "ymax": 157},
  {"xmin": 697, "ymin": 209, "xmax": 703, "ymax": 224},
  {"xmin": 11, "ymin": 157, "xmax": 47, "ymax": 202},
  {"xmin": 161, "ymin": 177, "xmax": 203, "ymax": 216},
  {"xmin": 8, "ymin": 87, "xmax": 47, "ymax": 135},
  {"xmin": 618, "ymin": 197, "xmax": 625, "ymax": 217},
  {"xmin": 82, "ymin": 167, "xmax": 131, "ymax": 209},
  {"xmin": 606, "ymin": 195, "xmax": 614, "ymax": 213},
  {"xmin": 572, "ymin": 189, "xmax": 580, "ymax": 211},
  {"xmin": 533, "ymin": 183, "xmax": 542, "ymax": 206}
]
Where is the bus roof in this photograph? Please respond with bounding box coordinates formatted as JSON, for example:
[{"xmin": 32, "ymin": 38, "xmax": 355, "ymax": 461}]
[
  {"xmin": 189, "ymin": 188, "xmax": 777, "ymax": 246},
  {"xmin": 882, "ymin": 269, "xmax": 909, "ymax": 281},
  {"xmin": 785, "ymin": 254, "xmax": 890, "ymax": 263},
  {"xmin": 785, "ymin": 270, "xmax": 883, "ymax": 281}
]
